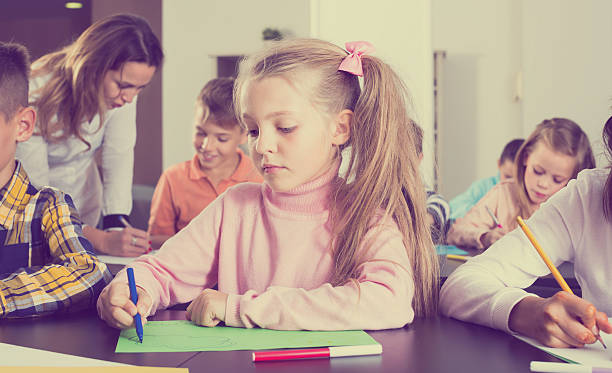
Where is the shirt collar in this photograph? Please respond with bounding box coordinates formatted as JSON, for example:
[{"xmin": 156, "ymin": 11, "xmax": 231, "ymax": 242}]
[
  {"xmin": 188, "ymin": 155, "xmax": 207, "ymax": 181},
  {"xmin": 0, "ymin": 161, "xmax": 33, "ymax": 230}
]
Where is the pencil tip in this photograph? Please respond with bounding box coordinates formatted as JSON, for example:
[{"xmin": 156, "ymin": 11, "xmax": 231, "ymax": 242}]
[{"xmin": 598, "ymin": 336, "xmax": 607, "ymax": 349}]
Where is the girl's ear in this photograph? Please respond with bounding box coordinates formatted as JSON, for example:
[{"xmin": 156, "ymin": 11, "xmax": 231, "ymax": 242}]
[
  {"xmin": 15, "ymin": 106, "xmax": 36, "ymax": 142},
  {"xmin": 331, "ymin": 109, "xmax": 352, "ymax": 146}
]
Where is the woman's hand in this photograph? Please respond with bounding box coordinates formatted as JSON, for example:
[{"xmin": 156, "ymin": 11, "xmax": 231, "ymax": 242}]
[
  {"xmin": 97, "ymin": 281, "xmax": 152, "ymax": 329},
  {"xmin": 509, "ymin": 292, "xmax": 612, "ymax": 348},
  {"xmin": 186, "ymin": 289, "xmax": 228, "ymax": 327},
  {"xmin": 103, "ymin": 227, "xmax": 151, "ymax": 256},
  {"xmin": 84, "ymin": 225, "xmax": 151, "ymax": 256},
  {"xmin": 479, "ymin": 229, "xmax": 504, "ymax": 248}
]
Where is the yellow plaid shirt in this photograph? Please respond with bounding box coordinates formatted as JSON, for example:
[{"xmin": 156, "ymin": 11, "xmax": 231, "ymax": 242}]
[{"xmin": 0, "ymin": 161, "xmax": 111, "ymax": 317}]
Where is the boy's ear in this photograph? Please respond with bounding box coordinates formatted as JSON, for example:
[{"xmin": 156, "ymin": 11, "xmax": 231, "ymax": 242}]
[
  {"xmin": 497, "ymin": 158, "xmax": 502, "ymax": 168},
  {"xmin": 15, "ymin": 106, "xmax": 36, "ymax": 142},
  {"xmin": 331, "ymin": 109, "xmax": 352, "ymax": 146}
]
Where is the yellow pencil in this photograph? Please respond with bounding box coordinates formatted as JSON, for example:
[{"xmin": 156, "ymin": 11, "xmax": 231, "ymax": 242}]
[
  {"xmin": 516, "ymin": 216, "xmax": 572, "ymax": 293},
  {"xmin": 446, "ymin": 254, "xmax": 468, "ymax": 262},
  {"xmin": 516, "ymin": 216, "xmax": 607, "ymax": 349}
]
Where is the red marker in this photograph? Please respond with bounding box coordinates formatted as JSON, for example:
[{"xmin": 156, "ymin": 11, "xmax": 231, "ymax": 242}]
[
  {"xmin": 485, "ymin": 206, "xmax": 503, "ymax": 229},
  {"xmin": 252, "ymin": 344, "xmax": 382, "ymax": 362}
]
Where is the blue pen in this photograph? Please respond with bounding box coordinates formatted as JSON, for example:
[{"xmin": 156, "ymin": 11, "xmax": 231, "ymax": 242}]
[{"xmin": 126, "ymin": 267, "xmax": 144, "ymax": 343}]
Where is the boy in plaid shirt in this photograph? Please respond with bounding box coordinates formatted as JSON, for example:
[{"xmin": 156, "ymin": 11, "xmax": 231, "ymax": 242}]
[{"xmin": 0, "ymin": 42, "xmax": 111, "ymax": 318}]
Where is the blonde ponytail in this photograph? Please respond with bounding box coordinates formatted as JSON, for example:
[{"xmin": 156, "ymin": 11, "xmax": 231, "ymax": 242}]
[{"xmin": 331, "ymin": 55, "xmax": 439, "ymax": 316}]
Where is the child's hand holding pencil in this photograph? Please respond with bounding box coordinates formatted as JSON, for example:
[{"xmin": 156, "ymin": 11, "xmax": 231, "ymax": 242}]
[
  {"xmin": 479, "ymin": 229, "xmax": 504, "ymax": 249},
  {"xmin": 479, "ymin": 206, "xmax": 505, "ymax": 249},
  {"xmin": 97, "ymin": 275, "xmax": 153, "ymax": 331},
  {"xmin": 508, "ymin": 291, "xmax": 612, "ymax": 348},
  {"xmin": 508, "ymin": 216, "xmax": 612, "ymax": 349}
]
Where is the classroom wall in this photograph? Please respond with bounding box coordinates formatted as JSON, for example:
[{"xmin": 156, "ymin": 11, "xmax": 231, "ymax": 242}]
[
  {"xmin": 433, "ymin": 0, "xmax": 612, "ymax": 200},
  {"xmin": 312, "ymin": 0, "xmax": 435, "ymax": 185},
  {"xmin": 161, "ymin": 0, "xmax": 311, "ymax": 170},
  {"xmin": 432, "ymin": 0, "xmax": 523, "ymax": 199},
  {"xmin": 162, "ymin": 0, "xmax": 435, "ymax": 184},
  {"xmin": 0, "ymin": 0, "xmax": 91, "ymax": 61},
  {"xmin": 163, "ymin": 1, "xmax": 611, "ymax": 194},
  {"xmin": 521, "ymin": 0, "xmax": 612, "ymax": 165}
]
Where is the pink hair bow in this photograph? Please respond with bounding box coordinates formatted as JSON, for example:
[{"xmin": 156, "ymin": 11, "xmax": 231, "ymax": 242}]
[{"xmin": 338, "ymin": 41, "xmax": 375, "ymax": 77}]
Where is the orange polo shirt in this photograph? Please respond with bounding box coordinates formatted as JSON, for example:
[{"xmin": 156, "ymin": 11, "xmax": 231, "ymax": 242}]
[{"xmin": 148, "ymin": 149, "xmax": 263, "ymax": 235}]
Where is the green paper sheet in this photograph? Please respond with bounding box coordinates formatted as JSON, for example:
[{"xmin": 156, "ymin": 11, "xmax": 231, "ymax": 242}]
[{"xmin": 115, "ymin": 320, "xmax": 379, "ymax": 353}]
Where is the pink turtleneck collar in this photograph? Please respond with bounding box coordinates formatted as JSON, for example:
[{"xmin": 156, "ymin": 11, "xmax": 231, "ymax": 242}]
[{"xmin": 262, "ymin": 160, "xmax": 342, "ymax": 215}]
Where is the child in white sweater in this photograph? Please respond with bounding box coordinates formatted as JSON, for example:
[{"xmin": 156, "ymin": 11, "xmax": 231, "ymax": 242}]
[{"xmin": 440, "ymin": 116, "xmax": 612, "ymax": 349}]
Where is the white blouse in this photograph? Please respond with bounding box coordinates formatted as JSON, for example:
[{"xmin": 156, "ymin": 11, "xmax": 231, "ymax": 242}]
[{"xmin": 16, "ymin": 74, "xmax": 136, "ymax": 226}]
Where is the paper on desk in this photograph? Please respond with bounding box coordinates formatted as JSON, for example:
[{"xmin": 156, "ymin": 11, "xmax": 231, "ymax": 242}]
[
  {"xmin": 436, "ymin": 245, "xmax": 469, "ymax": 256},
  {"xmin": 0, "ymin": 342, "xmax": 125, "ymax": 366},
  {"xmin": 0, "ymin": 342, "xmax": 187, "ymax": 371},
  {"xmin": 116, "ymin": 320, "xmax": 379, "ymax": 353},
  {"xmin": 96, "ymin": 255, "xmax": 137, "ymax": 265},
  {"xmin": 515, "ymin": 329, "xmax": 612, "ymax": 367},
  {"xmin": 97, "ymin": 249, "xmax": 160, "ymax": 265}
]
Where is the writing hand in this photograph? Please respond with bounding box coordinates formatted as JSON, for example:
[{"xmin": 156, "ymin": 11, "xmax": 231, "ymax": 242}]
[
  {"xmin": 509, "ymin": 292, "xmax": 612, "ymax": 348},
  {"xmin": 97, "ymin": 280, "xmax": 152, "ymax": 329}
]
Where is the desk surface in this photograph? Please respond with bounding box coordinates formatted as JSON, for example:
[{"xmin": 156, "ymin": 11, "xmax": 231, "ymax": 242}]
[{"xmin": 0, "ymin": 309, "xmax": 561, "ymax": 372}]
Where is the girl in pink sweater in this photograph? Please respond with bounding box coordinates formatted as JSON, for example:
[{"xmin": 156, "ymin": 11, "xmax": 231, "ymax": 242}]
[{"xmin": 97, "ymin": 39, "xmax": 439, "ymax": 331}]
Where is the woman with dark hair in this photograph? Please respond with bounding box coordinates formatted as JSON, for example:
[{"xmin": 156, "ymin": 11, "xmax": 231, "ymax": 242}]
[{"xmin": 16, "ymin": 13, "xmax": 164, "ymax": 256}]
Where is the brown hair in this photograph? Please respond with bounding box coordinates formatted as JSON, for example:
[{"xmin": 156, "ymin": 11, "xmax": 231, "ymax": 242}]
[
  {"xmin": 500, "ymin": 138, "xmax": 524, "ymax": 164},
  {"xmin": 31, "ymin": 13, "xmax": 163, "ymax": 149},
  {"xmin": 0, "ymin": 42, "xmax": 31, "ymax": 121},
  {"xmin": 413, "ymin": 121, "xmax": 424, "ymax": 156},
  {"xmin": 515, "ymin": 118, "xmax": 595, "ymax": 219},
  {"xmin": 234, "ymin": 39, "xmax": 439, "ymax": 317},
  {"xmin": 196, "ymin": 77, "xmax": 240, "ymax": 130},
  {"xmin": 602, "ymin": 116, "xmax": 612, "ymax": 220}
]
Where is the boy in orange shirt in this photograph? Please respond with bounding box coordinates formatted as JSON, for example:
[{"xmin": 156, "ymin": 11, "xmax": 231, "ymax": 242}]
[{"xmin": 149, "ymin": 78, "xmax": 262, "ymax": 248}]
